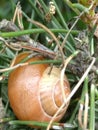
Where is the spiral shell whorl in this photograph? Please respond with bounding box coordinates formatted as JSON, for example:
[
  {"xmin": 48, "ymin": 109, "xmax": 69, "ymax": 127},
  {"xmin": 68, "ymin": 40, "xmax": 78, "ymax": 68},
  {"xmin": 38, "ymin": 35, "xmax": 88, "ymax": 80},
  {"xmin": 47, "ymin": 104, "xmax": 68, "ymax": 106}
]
[{"xmin": 39, "ymin": 66, "xmax": 70, "ymax": 117}]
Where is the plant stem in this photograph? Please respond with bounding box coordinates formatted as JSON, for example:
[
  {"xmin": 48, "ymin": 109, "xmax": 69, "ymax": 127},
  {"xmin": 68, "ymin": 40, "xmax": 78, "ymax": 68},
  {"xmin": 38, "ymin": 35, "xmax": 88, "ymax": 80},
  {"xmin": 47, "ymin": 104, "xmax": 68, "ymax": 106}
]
[
  {"xmin": 66, "ymin": 77, "xmax": 89, "ymax": 130},
  {"xmin": 89, "ymin": 83, "xmax": 95, "ymax": 130},
  {"xmin": 81, "ymin": 77, "xmax": 88, "ymax": 102},
  {"xmin": 53, "ymin": 0, "xmax": 69, "ymax": 29},
  {"xmin": 47, "ymin": 57, "xmax": 95, "ymax": 130},
  {"xmin": 0, "ymin": 59, "xmax": 62, "ymax": 73},
  {"xmin": 0, "ymin": 29, "xmax": 79, "ymax": 38},
  {"xmin": 8, "ymin": 120, "xmax": 75, "ymax": 129},
  {"xmin": 0, "ymin": 117, "xmax": 14, "ymax": 123},
  {"xmin": 63, "ymin": 0, "xmax": 80, "ymax": 15},
  {"xmin": 28, "ymin": 0, "xmax": 44, "ymax": 20},
  {"xmin": 53, "ymin": 0, "xmax": 76, "ymax": 47}
]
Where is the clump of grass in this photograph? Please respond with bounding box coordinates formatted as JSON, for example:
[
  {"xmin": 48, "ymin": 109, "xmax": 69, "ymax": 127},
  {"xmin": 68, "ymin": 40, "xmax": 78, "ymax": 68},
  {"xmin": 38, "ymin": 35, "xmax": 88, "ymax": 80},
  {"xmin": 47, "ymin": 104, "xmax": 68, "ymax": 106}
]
[{"xmin": 0, "ymin": 0, "xmax": 98, "ymax": 130}]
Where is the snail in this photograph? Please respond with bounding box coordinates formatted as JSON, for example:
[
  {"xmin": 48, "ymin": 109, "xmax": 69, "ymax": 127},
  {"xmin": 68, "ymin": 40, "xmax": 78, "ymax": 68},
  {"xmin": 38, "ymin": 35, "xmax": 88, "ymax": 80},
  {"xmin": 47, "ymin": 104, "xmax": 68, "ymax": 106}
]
[{"xmin": 8, "ymin": 52, "xmax": 70, "ymax": 124}]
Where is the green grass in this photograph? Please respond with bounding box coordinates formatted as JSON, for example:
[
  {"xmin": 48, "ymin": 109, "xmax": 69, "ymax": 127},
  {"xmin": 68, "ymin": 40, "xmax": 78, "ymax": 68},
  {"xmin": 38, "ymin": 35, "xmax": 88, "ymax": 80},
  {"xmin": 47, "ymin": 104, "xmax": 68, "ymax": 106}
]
[{"xmin": 0, "ymin": 0, "xmax": 98, "ymax": 130}]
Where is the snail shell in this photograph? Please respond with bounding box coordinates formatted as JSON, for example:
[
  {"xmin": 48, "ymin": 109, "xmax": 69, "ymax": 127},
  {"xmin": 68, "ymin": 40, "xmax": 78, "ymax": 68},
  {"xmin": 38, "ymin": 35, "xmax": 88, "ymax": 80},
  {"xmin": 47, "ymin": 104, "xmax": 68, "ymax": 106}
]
[{"xmin": 8, "ymin": 52, "xmax": 70, "ymax": 123}]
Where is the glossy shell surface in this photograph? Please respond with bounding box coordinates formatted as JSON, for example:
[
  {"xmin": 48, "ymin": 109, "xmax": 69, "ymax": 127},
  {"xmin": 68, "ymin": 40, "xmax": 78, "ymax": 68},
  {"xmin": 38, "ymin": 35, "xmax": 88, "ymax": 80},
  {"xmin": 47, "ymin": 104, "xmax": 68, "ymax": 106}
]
[{"xmin": 8, "ymin": 52, "xmax": 70, "ymax": 122}]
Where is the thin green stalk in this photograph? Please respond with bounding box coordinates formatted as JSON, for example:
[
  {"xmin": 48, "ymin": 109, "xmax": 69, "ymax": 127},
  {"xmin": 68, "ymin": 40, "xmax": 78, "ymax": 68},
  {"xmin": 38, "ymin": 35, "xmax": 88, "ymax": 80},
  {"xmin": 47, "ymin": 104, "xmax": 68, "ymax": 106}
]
[
  {"xmin": 38, "ymin": 0, "xmax": 65, "ymax": 30},
  {"xmin": 65, "ymin": 41, "xmax": 75, "ymax": 53},
  {"xmin": 72, "ymin": 3, "xmax": 88, "ymax": 12},
  {"xmin": 89, "ymin": 83, "xmax": 95, "ymax": 130},
  {"xmin": 90, "ymin": 38, "xmax": 94, "ymax": 56},
  {"xmin": 63, "ymin": 0, "xmax": 80, "ymax": 15},
  {"xmin": 52, "ymin": 17, "xmax": 63, "ymax": 28},
  {"xmin": 27, "ymin": 0, "xmax": 77, "ymax": 51},
  {"xmin": 66, "ymin": 103, "xmax": 79, "ymax": 129},
  {"xmin": 9, "ymin": 120, "xmax": 75, "ymax": 129},
  {"xmin": 26, "ymin": 59, "xmax": 62, "ymax": 65},
  {"xmin": 28, "ymin": 0, "xmax": 44, "ymax": 20},
  {"xmin": 37, "ymin": 0, "xmax": 64, "ymax": 28},
  {"xmin": 0, "ymin": 59, "xmax": 62, "ymax": 73},
  {"xmin": 95, "ymin": 88, "xmax": 98, "ymax": 100},
  {"xmin": 52, "ymin": 0, "xmax": 69, "ymax": 29},
  {"xmin": 0, "ymin": 29, "xmax": 79, "ymax": 38},
  {"xmin": 28, "ymin": 3, "xmax": 36, "ymax": 29},
  {"xmin": 5, "ymin": 100, "xmax": 9, "ymax": 114},
  {"xmin": 89, "ymin": 25, "xmax": 96, "ymax": 56},
  {"xmin": 52, "ymin": 0, "xmax": 76, "ymax": 47},
  {"xmin": 61, "ymin": 11, "xmax": 84, "ymax": 50},
  {"xmin": 9, "ymin": 120, "xmax": 50, "ymax": 128},
  {"xmin": 66, "ymin": 77, "xmax": 88, "ymax": 130},
  {"xmin": 10, "ymin": 0, "xmax": 15, "ymax": 13},
  {"xmin": 0, "ymin": 117, "xmax": 14, "ymax": 123},
  {"xmin": 38, "ymin": 0, "xmax": 48, "ymax": 12},
  {"xmin": 80, "ymin": 77, "xmax": 88, "ymax": 102},
  {"xmin": 78, "ymin": 77, "xmax": 88, "ymax": 130}
]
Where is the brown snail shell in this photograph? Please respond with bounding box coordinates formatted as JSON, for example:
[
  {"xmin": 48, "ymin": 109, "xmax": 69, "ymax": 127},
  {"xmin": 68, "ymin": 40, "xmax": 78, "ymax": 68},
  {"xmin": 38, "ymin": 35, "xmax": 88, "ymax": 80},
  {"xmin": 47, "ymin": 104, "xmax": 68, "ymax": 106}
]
[{"xmin": 8, "ymin": 52, "xmax": 70, "ymax": 123}]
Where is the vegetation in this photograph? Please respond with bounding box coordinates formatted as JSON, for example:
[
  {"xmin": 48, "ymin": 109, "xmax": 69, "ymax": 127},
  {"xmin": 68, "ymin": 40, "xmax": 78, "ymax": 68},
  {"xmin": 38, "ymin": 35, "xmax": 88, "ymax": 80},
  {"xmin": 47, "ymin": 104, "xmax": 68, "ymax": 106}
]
[{"xmin": 0, "ymin": 0, "xmax": 98, "ymax": 130}]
